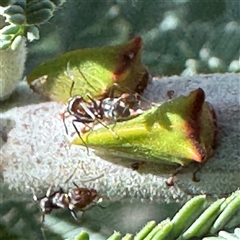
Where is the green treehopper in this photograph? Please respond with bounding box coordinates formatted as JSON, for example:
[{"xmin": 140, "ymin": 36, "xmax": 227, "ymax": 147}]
[
  {"xmin": 73, "ymin": 88, "xmax": 217, "ymax": 173},
  {"xmin": 27, "ymin": 37, "xmax": 149, "ymax": 103}
]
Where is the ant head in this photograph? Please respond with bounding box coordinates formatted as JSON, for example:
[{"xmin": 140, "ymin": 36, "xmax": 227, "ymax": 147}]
[
  {"xmin": 39, "ymin": 196, "xmax": 55, "ymax": 215},
  {"xmin": 32, "ymin": 185, "xmax": 63, "ymax": 220},
  {"xmin": 67, "ymin": 96, "xmax": 86, "ymax": 114}
]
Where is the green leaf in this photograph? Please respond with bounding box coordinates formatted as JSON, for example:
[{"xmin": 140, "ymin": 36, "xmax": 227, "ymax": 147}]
[
  {"xmin": 169, "ymin": 195, "xmax": 207, "ymax": 239},
  {"xmin": 74, "ymin": 231, "xmax": 89, "ymax": 240},
  {"xmin": 145, "ymin": 219, "xmax": 172, "ymax": 240},
  {"xmin": 182, "ymin": 198, "xmax": 225, "ymax": 239},
  {"xmin": 107, "ymin": 231, "xmax": 121, "ymax": 240},
  {"xmin": 210, "ymin": 191, "xmax": 240, "ymax": 234},
  {"xmin": 73, "ymin": 88, "xmax": 217, "ymax": 168},
  {"xmin": 134, "ymin": 221, "xmax": 157, "ymax": 240}
]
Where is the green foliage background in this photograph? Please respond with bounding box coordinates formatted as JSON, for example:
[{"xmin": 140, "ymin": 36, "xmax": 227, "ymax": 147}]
[{"xmin": 26, "ymin": 0, "xmax": 240, "ymax": 76}]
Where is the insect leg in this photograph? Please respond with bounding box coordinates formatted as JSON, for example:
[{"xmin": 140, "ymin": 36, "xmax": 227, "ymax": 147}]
[
  {"xmin": 82, "ymin": 95, "xmax": 118, "ymax": 136},
  {"xmin": 72, "ymin": 181, "xmax": 79, "ymax": 188},
  {"xmin": 31, "ymin": 187, "xmax": 39, "ymax": 202},
  {"xmin": 86, "ymin": 94, "xmax": 101, "ymax": 113},
  {"xmin": 95, "ymin": 118, "xmax": 118, "ymax": 137},
  {"xmin": 70, "ymin": 209, "xmax": 78, "ymax": 220},
  {"xmin": 0, "ymin": 129, "xmax": 8, "ymax": 142},
  {"xmin": 31, "ymin": 186, "xmax": 51, "ymax": 223},
  {"xmin": 62, "ymin": 111, "xmax": 69, "ymax": 135},
  {"xmin": 46, "ymin": 184, "xmax": 54, "ymax": 198},
  {"xmin": 80, "ymin": 102, "xmax": 97, "ymax": 121},
  {"xmin": 192, "ymin": 163, "xmax": 203, "ymax": 182},
  {"xmin": 72, "ymin": 119, "xmax": 89, "ymax": 154},
  {"xmin": 77, "ymin": 67, "xmax": 97, "ymax": 93},
  {"xmin": 31, "ymin": 185, "xmax": 52, "ymax": 201},
  {"xmin": 165, "ymin": 166, "xmax": 183, "ymax": 186}
]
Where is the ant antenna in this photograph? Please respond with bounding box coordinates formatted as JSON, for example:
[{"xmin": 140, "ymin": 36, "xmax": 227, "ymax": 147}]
[
  {"xmin": 62, "ymin": 111, "xmax": 69, "ymax": 135},
  {"xmin": 72, "ymin": 119, "xmax": 90, "ymax": 154},
  {"xmin": 77, "ymin": 66, "xmax": 98, "ymax": 93},
  {"xmin": 64, "ymin": 160, "xmax": 81, "ymax": 184},
  {"xmin": 72, "ymin": 181, "xmax": 79, "ymax": 188},
  {"xmin": 64, "ymin": 64, "xmax": 92, "ymax": 153},
  {"xmin": 66, "ymin": 62, "xmax": 75, "ymax": 97}
]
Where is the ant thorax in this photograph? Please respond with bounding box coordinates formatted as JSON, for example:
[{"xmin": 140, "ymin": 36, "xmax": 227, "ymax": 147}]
[
  {"xmin": 101, "ymin": 97, "xmax": 131, "ymax": 121},
  {"xmin": 51, "ymin": 190, "xmax": 70, "ymax": 209}
]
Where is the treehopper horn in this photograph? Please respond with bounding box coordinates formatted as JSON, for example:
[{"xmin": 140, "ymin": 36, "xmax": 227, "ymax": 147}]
[
  {"xmin": 73, "ymin": 88, "xmax": 217, "ymax": 167},
  {"xmin": 27, "ymin": 37, "xmax": 149, "ymax": 103}
]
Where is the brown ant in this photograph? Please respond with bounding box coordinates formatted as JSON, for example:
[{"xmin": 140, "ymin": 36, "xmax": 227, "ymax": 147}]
[
  {"xmin": 32, "ymin": 182, "xmax": 100, "ymax": 222},
  {"xmin": 62, "ymin": 84, "xmax": 143, "ymax": 153}
]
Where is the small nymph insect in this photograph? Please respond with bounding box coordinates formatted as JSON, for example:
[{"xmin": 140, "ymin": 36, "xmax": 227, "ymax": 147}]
[{"xmin": 32, "ymin": 182, "xmax": 99, "ymax": 222}]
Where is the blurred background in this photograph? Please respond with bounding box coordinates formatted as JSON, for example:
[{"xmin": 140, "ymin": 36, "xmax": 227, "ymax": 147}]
[
  {"xmin": 1, "ymin": 0, "xmax": 240, "ymax": 239},
  {"xmin": 26, "ymin": 0, "xmax": 240, "ymax": 77}
]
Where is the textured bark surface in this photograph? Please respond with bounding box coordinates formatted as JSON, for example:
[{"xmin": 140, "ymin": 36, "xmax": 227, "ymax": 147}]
[{"xmin": 1, "ymin": 73, "xmax": 239, "ymax": 203}]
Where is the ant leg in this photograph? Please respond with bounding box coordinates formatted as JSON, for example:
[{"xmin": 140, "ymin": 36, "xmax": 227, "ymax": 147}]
[
  {"xmin": 41, "ymin": 227, "xmax": 48, "ymax": 240},
  {"xmin": 70, "ymin": 210, "xmax": 78, "ymax": 221},
  {"xmin": 64, "ymin": 161, "xmax": 80, "ymax": 184},
  {"xmin": 31, "ymin": 185, "xmax": 52, "ymax": 202},
  {"xmin": 192, "ymin": 163, "xmax": 202, "ymax": 182},
  {"xmin": 165, "ymin": 166, "xmax": 183, "ymax": 186},
  {"xmin": 31, "ymin": 187, "xmax": 38, "ymax": 202},
  {"xmin": 96, "ymin": 118, "xmax": 118, "ymax": 138},
  {"xmin": 45, "ymin": 184, "xmax": 54, "ymax": 198},
  {"xmin": 108, "ymin": 83, "xmax": 118, "ymax": 98},
  {"xmin": 77, "ymin": 67, "xmax": 97, "ymax": 93},
  {"xmin": 69, "ymin": 81, "xmax": 75, "ymax": 98},
  {"xmin": 82, "ymin": 123, "xmax": 94, "ymax": 133},
  {"xmin": 72, "ymin": 181, "xmax": 79, "ymax": 188},
  {"xmin": 41, "ymin": 213, "xmax": 46, "ymax": 223},
  {"xmin": 72, "ymin": 120, "xmax": 89, "ymax": 154},
  {"xmin": 62, "ymin": 111, "xmax": 69, "ymax": 135},
  {"xmin": 80, "ymin": 102, "xmax": 97, "ymax": 121},
  {"xmin": 86, "ymin": 94, "xmax": 100, "ymax": 112},
  {"xmin": 79, "ymin": 97, "xmax": 117, "ymax": 136},
  {"xmin": 31, "ymin": 186, "xmax": 51, "ymax": 223}
]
